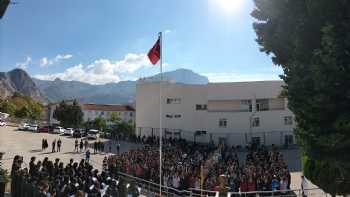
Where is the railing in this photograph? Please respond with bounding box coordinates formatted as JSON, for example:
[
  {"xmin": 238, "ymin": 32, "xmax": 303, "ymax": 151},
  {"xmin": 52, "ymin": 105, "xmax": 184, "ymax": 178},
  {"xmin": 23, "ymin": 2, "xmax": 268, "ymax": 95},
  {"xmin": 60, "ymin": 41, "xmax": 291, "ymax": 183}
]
[{"xmin": 117, "ymin": 172, "xmax": 330, "ymax": 197}]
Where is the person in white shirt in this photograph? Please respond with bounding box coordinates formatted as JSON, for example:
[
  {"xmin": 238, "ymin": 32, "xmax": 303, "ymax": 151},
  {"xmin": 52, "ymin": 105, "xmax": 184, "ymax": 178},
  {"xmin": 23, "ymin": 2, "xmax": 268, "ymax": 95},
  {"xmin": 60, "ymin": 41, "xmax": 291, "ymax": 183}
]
[{"xmin": 172, "ymin": 174, "xmax": 180, "ymax": 189}]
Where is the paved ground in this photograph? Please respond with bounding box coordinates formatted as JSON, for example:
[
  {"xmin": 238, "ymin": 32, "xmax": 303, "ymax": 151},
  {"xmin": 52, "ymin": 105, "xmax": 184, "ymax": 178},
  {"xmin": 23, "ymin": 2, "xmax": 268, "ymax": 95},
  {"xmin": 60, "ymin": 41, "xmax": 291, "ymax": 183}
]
[
  {"xmin": 0, "ymin": 125, "xmax": 324, "ymax": 195},
  {"xmin": 0, "ymin": 126, "xmax": 143, "ymax": 171}
]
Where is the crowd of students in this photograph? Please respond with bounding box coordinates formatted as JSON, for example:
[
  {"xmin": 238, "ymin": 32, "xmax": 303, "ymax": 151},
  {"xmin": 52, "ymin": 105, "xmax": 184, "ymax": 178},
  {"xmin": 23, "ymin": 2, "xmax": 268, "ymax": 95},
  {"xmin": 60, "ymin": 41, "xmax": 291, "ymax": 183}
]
[
  {"xmin": 11, "ymin": 155, "xmax": 124, "ymax": 197},
  {"xmin": 107, "ymin": 137, "xmax": 292, "ymax": 194},
  {"xmin": 10, "ymin": 136, "xmax": 293, "ymax": 196}
]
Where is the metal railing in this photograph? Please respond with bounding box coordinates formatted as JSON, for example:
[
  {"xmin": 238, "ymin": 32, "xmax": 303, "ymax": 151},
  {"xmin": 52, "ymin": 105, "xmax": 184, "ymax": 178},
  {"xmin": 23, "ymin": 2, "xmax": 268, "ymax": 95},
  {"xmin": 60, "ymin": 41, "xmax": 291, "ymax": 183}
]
[{"xmin": 117, "ymin": 172, "xmax": 330, "ymax": 197}]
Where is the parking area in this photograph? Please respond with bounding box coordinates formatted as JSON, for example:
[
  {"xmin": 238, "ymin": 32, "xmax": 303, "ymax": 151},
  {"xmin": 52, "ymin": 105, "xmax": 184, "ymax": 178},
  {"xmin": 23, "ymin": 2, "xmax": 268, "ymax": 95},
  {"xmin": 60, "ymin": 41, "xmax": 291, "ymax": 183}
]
[{"xmin": 0, "ymin": 125, "xmax": 143, "ymax": 171}]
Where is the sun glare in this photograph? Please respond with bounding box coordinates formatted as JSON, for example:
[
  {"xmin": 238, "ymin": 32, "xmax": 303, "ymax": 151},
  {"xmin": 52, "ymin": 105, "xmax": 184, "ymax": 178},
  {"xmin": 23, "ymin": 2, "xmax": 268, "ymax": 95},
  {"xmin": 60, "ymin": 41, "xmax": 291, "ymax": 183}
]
[{"xmin": 211, "ymin": 0, "xmax": 244, "ymax": 15}]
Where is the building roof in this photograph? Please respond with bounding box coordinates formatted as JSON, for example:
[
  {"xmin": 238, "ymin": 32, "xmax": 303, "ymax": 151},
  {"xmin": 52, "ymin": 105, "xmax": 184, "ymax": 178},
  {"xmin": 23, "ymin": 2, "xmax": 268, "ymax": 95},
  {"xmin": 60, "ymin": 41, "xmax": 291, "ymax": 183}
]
[{"xmin": 82, "ymin": 104, "xmax": 135, "ymax": 112}]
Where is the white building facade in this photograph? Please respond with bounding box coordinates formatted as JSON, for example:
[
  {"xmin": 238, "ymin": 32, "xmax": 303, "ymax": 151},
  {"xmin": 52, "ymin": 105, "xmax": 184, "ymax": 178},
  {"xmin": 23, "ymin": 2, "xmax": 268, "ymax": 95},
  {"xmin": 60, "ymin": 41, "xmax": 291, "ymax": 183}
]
[
  {"xmin": 136, "ymin": 81, "xmax": 296, "ymax": 146},
  {"xmin": 48, "ymin": 102, "xmax": 135, "ymax": 126},
  {"xmin": 82, "ymin": 104, "xmax": 135, "ymax": 124}
]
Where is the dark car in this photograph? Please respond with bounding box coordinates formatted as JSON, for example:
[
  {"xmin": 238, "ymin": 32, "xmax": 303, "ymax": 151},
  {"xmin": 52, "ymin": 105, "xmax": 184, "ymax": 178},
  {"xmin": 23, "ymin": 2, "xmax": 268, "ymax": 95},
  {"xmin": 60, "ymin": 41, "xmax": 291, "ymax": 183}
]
[
  {"xmin": 39, "ymin": 126, "xmax": 54, "ymax": 133},
  {"xmin": 38, "ymin": 126, "xmax": 49, "ymax": 133},
  {"xmin": 73, "ymin": 129, "xmax": 86, "ymax": 138}
]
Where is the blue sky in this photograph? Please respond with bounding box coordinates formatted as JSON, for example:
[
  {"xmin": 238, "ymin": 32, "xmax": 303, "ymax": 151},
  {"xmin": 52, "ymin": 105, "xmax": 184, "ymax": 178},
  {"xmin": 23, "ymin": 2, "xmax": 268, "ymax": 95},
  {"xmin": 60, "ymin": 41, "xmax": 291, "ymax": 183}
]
[{"xmin": 0, "ymin": 0, "xmax": 282, "ymax": 84}]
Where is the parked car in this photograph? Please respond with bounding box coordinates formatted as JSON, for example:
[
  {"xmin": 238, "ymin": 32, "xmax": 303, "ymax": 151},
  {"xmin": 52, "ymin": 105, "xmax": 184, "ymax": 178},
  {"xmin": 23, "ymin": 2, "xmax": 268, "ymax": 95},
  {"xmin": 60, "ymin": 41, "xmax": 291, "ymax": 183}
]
[
  {"xmin": 73, "ymin": 129, "xmax": 86, "ymax": 138},
  {"xmin": 18, "ymin": 123, "xmax": 30, "ymax": 131},
  {"xmin": 64, "ymin": 128, "xmax": 74, "ymax": 136},
  {"xmin": 38, "ymin": 126, "xmax": 50, "ymax": 133},
  {"xmin": 87, "ymin": 129, "xmax": 100, "ymax": 139},
  {"xmin": 53, "ymin": 126, "xmax": 65, "ymax": 134},
  {"xmin": 28, "ymin": 124, "xmax": 38, "ymax": 132},
  {"xmin": 0, "ymin": 120, "xmax": 6, "ymax": 126}
]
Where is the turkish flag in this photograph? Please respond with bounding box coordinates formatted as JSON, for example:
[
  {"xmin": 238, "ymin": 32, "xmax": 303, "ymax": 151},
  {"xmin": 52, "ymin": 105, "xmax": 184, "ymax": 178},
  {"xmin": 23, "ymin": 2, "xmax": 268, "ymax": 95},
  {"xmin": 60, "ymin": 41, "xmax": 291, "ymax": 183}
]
[{"xmin": 147, "ymin": 38, "xmax": 161, "ymax": 65}]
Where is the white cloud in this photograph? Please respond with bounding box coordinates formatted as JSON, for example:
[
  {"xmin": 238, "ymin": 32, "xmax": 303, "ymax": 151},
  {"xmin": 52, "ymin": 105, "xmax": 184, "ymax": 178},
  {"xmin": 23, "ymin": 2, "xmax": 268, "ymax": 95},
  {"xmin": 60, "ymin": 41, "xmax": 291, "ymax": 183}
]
[
  {"xmin": 202, "ymin": 72, "xmax": 282, "ymax": 83},
  {"xmin": 15, "ymin": 56, "xmax": 32, "ymax": 69},
  {"xmin": 35, "ymin": 53, "xmax": 151, "ymax": 84},
  {"xmin": 40, "ymin": 53, "xmax": 73, "ymax": 67},
  {"xmin": 164, "ymin": 29, "xmax": 172, "ymax": 34}
]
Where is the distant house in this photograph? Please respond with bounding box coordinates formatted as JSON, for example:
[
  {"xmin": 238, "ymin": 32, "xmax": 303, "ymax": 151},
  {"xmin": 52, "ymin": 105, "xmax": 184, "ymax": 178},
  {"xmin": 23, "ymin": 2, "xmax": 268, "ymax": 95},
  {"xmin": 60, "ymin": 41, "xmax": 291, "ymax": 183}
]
[
  {"xmin": 82, "ymin": 103, "xmax": 135, "ymax": 124},
  {"xmin": 47, "ymin": 101, "xmax": 135, "ymax": 126}
]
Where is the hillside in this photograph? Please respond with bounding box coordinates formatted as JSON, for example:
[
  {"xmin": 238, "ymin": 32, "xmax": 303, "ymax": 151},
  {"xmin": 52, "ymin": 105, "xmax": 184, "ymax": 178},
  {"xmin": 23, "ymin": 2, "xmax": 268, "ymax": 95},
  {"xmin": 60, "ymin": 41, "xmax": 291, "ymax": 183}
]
[
  {"xmin": 0, "ymin": 69, "xmax": 45, "ymax": 102},
  {"xmin": 34, "ymin": 68, "xmax": 208, "ymax": 104}
]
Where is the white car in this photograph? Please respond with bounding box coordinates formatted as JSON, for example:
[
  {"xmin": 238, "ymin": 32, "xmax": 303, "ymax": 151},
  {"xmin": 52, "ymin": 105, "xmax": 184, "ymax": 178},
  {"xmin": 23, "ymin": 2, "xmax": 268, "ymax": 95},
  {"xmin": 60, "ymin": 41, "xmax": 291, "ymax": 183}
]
[
  {"xmin": 28, "ymin": 124, "xmax": 38, "ymax": 132},
  {"xmin": 87, "ymin": 129, "xmax": 100, "ymax": 139},
  {"xmin": 64, "ymin": 128, "xmax": 74, "ymax": 136},
  {"xmin": 19, "ymin": 123, "xmax": 30, "ymax": 130},
  {"xmin": 53, "ymin": 127, "xmax": 65, "ymax": 134},
  {"xmin": 0, "ymin": 120, "xmax": 6, "ymax": 127}
]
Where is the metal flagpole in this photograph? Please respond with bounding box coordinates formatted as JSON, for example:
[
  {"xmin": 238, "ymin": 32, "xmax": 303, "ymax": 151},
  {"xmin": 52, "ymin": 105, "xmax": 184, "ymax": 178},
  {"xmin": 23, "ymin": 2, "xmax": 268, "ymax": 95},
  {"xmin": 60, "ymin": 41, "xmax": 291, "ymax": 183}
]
[{"xmin": 159, "ymin": 31, "xmax": 163, "ymax": 197}]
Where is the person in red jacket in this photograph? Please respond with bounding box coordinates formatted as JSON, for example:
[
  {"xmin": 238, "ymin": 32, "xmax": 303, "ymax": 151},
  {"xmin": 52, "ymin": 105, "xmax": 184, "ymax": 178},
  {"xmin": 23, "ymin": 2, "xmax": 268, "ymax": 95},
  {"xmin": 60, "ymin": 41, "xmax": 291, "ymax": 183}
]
[
  {"xmin": 247, "ymin": 177, "xmax": 257, "ymax": 192},
  {"xmin": 240, "ymin": 175, "xmax": 249, "ymax": 193}
]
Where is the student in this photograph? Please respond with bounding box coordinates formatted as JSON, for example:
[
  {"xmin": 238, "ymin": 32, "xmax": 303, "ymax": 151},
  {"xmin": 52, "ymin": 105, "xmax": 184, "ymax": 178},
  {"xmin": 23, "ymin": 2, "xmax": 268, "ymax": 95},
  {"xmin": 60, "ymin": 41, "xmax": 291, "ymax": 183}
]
[
  {"xmin": 75, "ymin": 139, "xmax": 79, "ymax": 152},
  {"xmin": 79, "ymin": 140, "xmax": 83, "ymax": 153},
  {"xmin": 52, "ymin": 140, "xmax": 56, "ymax": 153},
  {"xmin": 57, "ymin": 139, "xmax": 62, "ymax": 152},
  {"xmin": 86, "ymin": 149, "xmax": 91, "ymax": 163}
]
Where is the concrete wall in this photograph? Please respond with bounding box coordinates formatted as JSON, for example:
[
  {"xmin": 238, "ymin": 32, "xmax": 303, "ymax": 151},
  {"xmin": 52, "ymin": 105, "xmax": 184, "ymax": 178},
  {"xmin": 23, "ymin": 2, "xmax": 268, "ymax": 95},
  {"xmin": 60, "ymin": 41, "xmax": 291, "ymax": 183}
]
[{"xmin": 136, "ymin": 81, "xmax": 296, "ymax": 146}]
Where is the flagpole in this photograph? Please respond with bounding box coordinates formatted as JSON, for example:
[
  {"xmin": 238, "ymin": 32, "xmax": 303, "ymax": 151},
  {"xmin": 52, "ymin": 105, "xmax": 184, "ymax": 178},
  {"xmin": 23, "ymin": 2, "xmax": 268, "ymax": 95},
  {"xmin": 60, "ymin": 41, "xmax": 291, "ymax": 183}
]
[{"xmin": 159, "ymin": 31, "xmax": 163, "ymax": 197}]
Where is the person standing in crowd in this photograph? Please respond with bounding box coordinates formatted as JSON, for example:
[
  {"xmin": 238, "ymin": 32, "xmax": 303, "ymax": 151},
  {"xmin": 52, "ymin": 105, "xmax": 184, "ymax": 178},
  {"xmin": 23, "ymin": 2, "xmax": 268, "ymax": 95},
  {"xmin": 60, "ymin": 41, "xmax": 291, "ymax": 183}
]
[
  {"xmin": 79, "ymin": 139, "xmax": 84, "ymax": 153},
  {"xmin": 301, "ymin": 175, "xmax": 308, "ymax": 197},
  {"xmin": 57, "ymin": 138, "xmax": 62, "ymax": 152},
  {"xmin": 42, "ymin": 139, "xmax": 45, "ymax": 151},
  {"xmin": 75, "ymin": 139, "xmax": 79, "ymax": 152},
  {"xmin": 93, "ymin": 141, "xmax": 97, "ymax": 154},
  {"xmin": 116, "ymin": 142, "xmax": 120, "ymax": 154},
  {"xmin": 108, "ymin": 140, "xmax": 112, "ymax": 153},
  {"xmin": 84, "ymin": 140, "xmax": 89, "ymax": 150},
  {"xmin": 51, "ymin": 139, "xmax": 56, "ymax": 153},
  {"xmin": 86, "ymin": 149, "xmax": 91, "ymax": 162}
]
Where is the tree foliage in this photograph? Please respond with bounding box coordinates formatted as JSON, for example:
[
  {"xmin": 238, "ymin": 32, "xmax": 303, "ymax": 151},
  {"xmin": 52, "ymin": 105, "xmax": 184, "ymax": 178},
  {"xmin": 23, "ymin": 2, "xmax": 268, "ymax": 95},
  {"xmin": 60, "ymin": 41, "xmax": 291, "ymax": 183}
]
[
  {"xmin": 53, "ymin": 100, "xmax": 83, "ymax": 128},
  {"xmin": 252, "ymin": 0, "xmax": 350, "ymax": 194},
  {"xmin": 0, "ymin": 93, "xmax": 43, "ymax": 120}
]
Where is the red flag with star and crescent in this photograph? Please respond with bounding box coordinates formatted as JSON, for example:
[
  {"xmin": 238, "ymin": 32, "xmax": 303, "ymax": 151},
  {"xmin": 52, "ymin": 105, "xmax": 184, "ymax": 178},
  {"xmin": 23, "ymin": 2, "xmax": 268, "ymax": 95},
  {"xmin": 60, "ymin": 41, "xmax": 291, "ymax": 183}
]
[{"xmin": 147, "ymin": 37, "xmax": 161, "ymax": 65}]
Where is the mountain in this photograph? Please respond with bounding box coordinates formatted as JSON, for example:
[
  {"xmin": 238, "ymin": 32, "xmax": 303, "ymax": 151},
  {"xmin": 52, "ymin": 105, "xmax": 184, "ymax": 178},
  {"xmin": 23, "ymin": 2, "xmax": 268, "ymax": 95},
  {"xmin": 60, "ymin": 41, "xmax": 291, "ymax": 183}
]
[
  {"xmin": 34, "ymin": 68, "xmax": 208, "ymax": 104},
  {"xmin": 0, "ymin": 69, "xmax": 45, "ymax": 101}
]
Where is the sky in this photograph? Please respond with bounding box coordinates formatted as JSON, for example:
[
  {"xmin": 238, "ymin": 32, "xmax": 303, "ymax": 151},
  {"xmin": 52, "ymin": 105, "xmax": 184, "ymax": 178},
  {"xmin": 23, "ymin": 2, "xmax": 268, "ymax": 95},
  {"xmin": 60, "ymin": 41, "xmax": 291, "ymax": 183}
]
[{"xmin": 0, "ymin": 0, "xmax": 283, "ymax": 84}]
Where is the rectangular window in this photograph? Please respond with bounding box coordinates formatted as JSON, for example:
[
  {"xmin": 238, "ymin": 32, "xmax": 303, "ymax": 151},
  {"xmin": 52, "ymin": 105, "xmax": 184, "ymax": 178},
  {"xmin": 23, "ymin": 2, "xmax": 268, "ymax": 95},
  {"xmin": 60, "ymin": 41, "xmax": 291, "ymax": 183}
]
[
  {"xmin": 196, "ymin": 104, "xmax": 207, "ymax": 110},
  {"xmin": 241, "ymin": 100, "xmax": 252, "ymax": 112},
  {"xmin": 166, "ymin": 98, "xmax": 181, "ymax": 104},
  {"xmin": 165, "ymin": 114, "xmax": 173, "ymax": 118},
  {"xmin": 284, "ymin": 116, "xmax": 293, "ymax": 125},
  {"xmin": 256, "ymin": 99, "xmax": 269, "ymax": 111},
  {"xmin": 130, "ymin": 112, "xmax": 133, "ymax": 117},
  {"xmin": 174, "ymin": 114, "xmax": 182, "ymax": 118},
  {"xmin": 252, "ymin": 117, "xmax": 260, "ymax": 127},
  {"xmin": 219, "ymin": 118, "xmax": 227, "ymax": 128}
]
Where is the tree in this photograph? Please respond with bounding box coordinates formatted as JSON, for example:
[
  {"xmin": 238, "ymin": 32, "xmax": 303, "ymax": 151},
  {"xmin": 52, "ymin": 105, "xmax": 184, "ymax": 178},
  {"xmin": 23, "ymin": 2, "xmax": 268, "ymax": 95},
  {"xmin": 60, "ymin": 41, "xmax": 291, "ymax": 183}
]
[
  {"xmin": 53, "ymin": 100, "xmax": 83, "ymax": 128},
  {"xmin": 94, "ymin": 116, "xmax": 107, "ymax": 132},
  {"xmin": 0, "ymin": 101, "xmax": 16, "ymax": 116},
  {"xmin": 109, "ymin": 112, "xmax": 121, "ymax": 123},
  {"xmin": 252, "ymin": 0, "xmax": 350, "ymax": 194}
]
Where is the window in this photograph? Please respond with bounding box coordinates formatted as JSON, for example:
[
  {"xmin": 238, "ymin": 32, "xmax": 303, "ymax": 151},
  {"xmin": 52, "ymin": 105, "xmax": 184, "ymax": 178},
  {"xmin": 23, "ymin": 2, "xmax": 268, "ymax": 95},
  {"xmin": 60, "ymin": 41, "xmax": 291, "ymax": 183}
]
[
  {"xmin": 165, "ymin": 114, "xmax": 173, "ymax": 118},
  {"xmin": 241, "ymin": 100, "xmax": 252, "ymax": 112},
  {"xmin": 256, "ymin": 99, "xmax": 269, "ymax": 111},
  {"xmin": 130, "ymin": 112, "xmax": 133, "ymax": 117},
  {"xmin": 174, "ymin": 114, "xmax": 182, "ymax": 118},
  {"xmin": 196, "ymin": 104, "xmax": 207, "ymax": 110},
  {"xmin": 219, "ymin": 118, "xmax": 227, "ymax": 128},
  {"xmin": 252, "ymin": 117, "xmax": 260, "ymax": 127},
  {"xmin": 166, "ymin": 98, "xmax": 181, "ymax": 104},
  {"xmin": 101, "ymin": 111, "xmax": 105, "ymax": 115},
  {"xmin": 284, "ymin": 116, "xmax": 293, "ymax": 125}
]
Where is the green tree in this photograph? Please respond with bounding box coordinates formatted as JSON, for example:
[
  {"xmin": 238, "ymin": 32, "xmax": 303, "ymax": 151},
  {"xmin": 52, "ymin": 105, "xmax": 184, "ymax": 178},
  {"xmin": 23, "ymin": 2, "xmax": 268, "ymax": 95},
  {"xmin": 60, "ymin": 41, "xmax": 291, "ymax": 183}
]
[
  {"xmin": 53, "ymin": 100, "xmax": 83, "ymax": 128},
  {"xmin": 252, "ymin": 0, "xmax": 350, "ymax": 194},
  {"xmin": 94, "ymin": 116, "xmax": 107, "ymax": 132},
  {"xmin": 0, "ymin": 101, "xmax": 16, "ymax": 116},
  {"xmin": 109, "ymin": 111, "xmax": 121, "ymax": 123}
]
